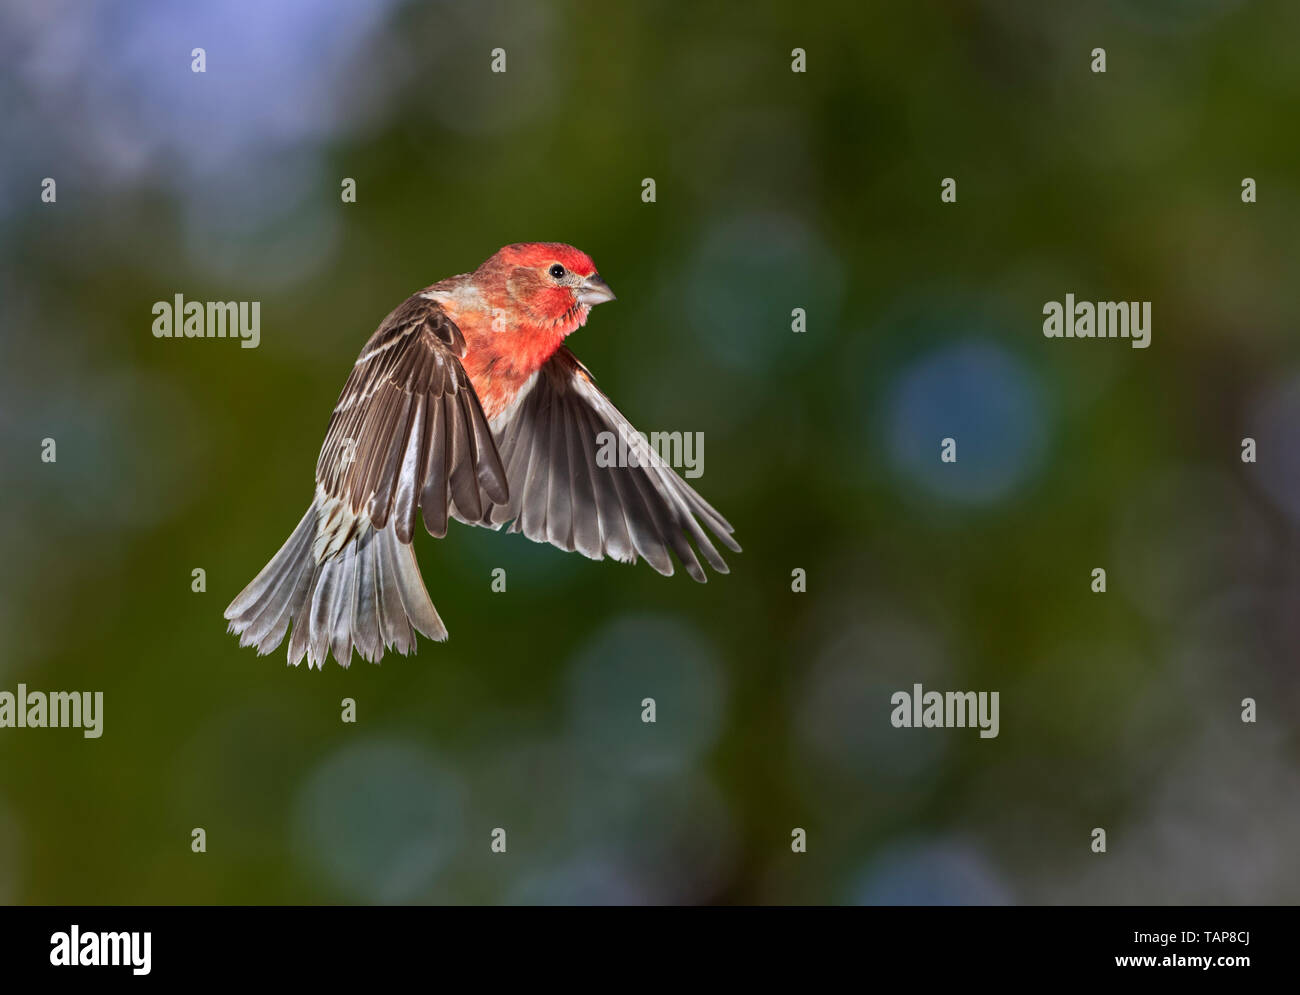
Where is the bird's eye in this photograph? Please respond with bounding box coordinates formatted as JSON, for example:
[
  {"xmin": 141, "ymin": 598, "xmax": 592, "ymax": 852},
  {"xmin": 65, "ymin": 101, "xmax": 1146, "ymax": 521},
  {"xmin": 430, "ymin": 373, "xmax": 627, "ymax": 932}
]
[{"xmin": 548, "ymin": 264, "xmax": 566, "ymax": 279}]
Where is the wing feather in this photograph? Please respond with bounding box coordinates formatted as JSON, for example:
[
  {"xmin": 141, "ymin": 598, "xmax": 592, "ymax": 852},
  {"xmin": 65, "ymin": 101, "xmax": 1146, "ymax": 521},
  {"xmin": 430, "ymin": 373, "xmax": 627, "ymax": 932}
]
[
  {"xmin": 315, "ymin": 295, "xmax": 508, "ymax": 546},
  {"xmin": 482, "ymin": 347, "xmax": 738, "ymax": 580}
]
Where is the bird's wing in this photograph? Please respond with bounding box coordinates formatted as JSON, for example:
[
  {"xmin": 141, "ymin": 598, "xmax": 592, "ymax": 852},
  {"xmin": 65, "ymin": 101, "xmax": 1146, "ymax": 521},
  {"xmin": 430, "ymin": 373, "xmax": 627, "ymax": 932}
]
[
  {"xmin": 314, "ymin": 294, "xmax": 508, "ymax": 555},
  {"xmin": 480, "ymin": 347, "xmax": 740, "ymax": 581}
]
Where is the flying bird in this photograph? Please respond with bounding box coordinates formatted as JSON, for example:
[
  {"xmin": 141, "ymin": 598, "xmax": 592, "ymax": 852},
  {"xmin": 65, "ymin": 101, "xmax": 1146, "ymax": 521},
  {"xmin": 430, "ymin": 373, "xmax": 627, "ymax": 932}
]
[{"xmin": 224, "ymin": 243, "xmax": 740, "ymax": 668}]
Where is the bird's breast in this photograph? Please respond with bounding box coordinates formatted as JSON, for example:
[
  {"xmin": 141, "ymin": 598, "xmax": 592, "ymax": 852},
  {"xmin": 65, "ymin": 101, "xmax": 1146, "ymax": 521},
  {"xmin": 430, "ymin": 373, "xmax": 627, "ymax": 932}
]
[{"xmin": 462, "ymin": 344, "xmax": 546, "ymax": 423}]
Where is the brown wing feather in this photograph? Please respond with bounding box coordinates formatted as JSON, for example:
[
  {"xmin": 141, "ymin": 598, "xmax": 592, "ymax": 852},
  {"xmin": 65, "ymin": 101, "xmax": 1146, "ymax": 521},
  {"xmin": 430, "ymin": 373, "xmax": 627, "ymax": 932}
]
[
  {"xmin": 480, "ymin": 347, "xmax": 739, "ymax": 581},
  {"xmin": 315, "ymin": 295, "xmax": 508, "ymax": 548}
]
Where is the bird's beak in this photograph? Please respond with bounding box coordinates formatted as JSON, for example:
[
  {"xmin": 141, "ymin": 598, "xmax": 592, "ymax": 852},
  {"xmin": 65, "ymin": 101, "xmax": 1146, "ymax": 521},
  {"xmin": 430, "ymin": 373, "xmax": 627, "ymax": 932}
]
[{"xmin": 576, "ymin": 273, "xmax": 616, "ymax": 307}]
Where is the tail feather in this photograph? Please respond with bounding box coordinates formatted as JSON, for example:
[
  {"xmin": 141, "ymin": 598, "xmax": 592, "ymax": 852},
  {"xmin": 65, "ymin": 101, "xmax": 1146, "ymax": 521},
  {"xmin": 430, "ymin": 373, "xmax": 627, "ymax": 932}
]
[
  {"xmin": 225, "ymin": 507, "xmax": 315, "ymax": 630},
  {"xmin": 329, "ymin": 541, "xmax": 360, "ymax": 667},
  {"xmin": 224, "ymin": 499, "xmax": 447, "ymax": 669},
  {"xmin": 380, "ymin": 520, "xmax": 447, "ymax": 643},
  {"xmin": 258, "ymin": 548, "xmax": 316, "ymax": 652},
  {"xmin": 284, "ymin": 560, "xmax": 320, "ymax": 666},
  {"xmin": 352, "ymin": 535, "xmax": 382, "ymax": 662},
  {"xmin": 374, "ymin": 528, "xmax": 413, "ymax": 654},
  {"xmin": 306, "ymin": 554, "xmax": 336, "ymax": 667}
]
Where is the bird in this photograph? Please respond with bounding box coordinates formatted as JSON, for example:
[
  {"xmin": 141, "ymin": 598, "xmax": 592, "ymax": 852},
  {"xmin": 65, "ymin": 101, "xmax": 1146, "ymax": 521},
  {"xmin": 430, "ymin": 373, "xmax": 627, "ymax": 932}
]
[{"xmin": 224, "ymin": 242, "xmax": 740, "ymax": 669}]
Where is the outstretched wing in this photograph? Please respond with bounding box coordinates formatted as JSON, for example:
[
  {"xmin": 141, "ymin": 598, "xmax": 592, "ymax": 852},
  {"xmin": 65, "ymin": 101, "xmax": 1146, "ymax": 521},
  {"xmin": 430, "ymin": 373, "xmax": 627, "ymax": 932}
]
[
  {"xmin": 315, "ymin": 294, "xmax": 508, "ymax": 557},
  {"xmin": 480, "ymin": 347, "xmax": 740, "ymax": 581}
]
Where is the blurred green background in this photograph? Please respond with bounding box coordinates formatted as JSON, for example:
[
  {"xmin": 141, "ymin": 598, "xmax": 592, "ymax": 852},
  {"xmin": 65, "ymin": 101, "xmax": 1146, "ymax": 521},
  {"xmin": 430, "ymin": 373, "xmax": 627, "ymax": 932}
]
[{"xmin": 2, "ymin": 0, "xmax": 1299, "ymax": 904}]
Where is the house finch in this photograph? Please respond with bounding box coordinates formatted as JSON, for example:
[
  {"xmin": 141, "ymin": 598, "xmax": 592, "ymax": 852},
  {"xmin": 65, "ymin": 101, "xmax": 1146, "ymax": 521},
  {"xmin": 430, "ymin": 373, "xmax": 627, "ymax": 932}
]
[{"xmin": 225, "ymin": 243, "xmax": 740, "ymax": 668}]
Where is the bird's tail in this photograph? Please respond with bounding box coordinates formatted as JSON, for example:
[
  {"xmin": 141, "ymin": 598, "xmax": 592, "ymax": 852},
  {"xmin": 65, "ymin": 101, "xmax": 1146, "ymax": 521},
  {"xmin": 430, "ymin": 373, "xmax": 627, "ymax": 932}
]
[{"xmin": 223, "ymin": 500, "xmax": 447, "ymax": 669}]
